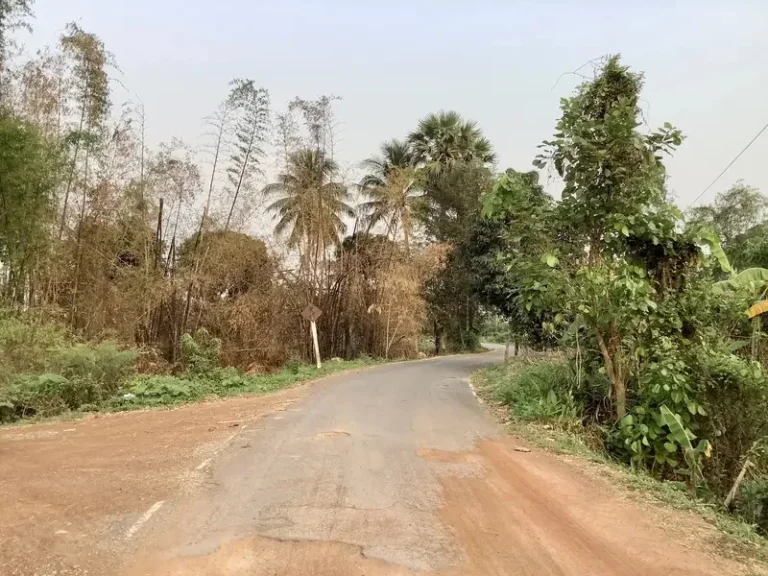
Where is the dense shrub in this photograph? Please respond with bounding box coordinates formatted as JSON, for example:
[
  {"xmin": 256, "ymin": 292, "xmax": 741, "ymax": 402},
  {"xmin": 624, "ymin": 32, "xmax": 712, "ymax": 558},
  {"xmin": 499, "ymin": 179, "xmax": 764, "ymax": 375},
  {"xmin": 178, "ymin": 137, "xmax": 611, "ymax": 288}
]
[
  {"xmin": 734, "ymin": 481, "xmax": 768, "ymax": 534},
  {"xmin": 693, "ymin": 347, "xmax": 768, "ymax": 494},
  {"xmin": 180, "ymin": 329, "xmax": 222, "ymax": 377},
  {"xmin": 126, "ymin": 375, "xmax": 195, "ymax": 404},
  {"xmin": 0, "ymin": 314, "xmax": 138, "ymax": 421},
  {"xmin": 0, "ymin": 314, "xmax": 67, "ymax": 384},
  {"xmin": 49, "ymin": 342, "xmax": 137, "ymax": 397},
  {"xmin": 5, "ymin": 374, "xmax": 73, "ymax": 417},
  {"xmin": 494, "ymin": 360, "xmax": 580, "ymax": 424}
]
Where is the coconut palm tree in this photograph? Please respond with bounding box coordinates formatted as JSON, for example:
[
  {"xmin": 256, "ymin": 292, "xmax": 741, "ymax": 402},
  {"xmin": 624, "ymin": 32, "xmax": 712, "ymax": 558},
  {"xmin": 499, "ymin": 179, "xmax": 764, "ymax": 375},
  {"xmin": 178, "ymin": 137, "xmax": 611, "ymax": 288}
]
[
  {"xmin": 264, "ymin": 149, "xmax": 355, "ymax": 269},
  {"xmin": 407, "ymin": 110, "xmax": 495, "ymax": 174},
  {"xmin": 358, "ymin": 139, "xmax": 422, "ymax": 255}
]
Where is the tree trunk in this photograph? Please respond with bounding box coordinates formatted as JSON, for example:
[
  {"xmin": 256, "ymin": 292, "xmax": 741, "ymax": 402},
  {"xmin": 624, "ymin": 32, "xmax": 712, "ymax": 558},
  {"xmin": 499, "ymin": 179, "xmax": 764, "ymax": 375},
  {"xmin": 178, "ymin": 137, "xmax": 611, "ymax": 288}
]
[
  {"xmin": 596, "ymin": 326, "xmax": 626, "ymax": 419},
  {"xmin": 183, "ymin": 115, "xmax": 226, "ymax": 333},
  {"xmin": 403, "ymin": 217, "xmax": 411, "ymax": 258},
  {"xmin": 154, "ymin": 198, "xmax": 164, "ymax": 269},
  {"xmin": 69, "ymin": 146, "xmax": 91, "ymax": 328}
]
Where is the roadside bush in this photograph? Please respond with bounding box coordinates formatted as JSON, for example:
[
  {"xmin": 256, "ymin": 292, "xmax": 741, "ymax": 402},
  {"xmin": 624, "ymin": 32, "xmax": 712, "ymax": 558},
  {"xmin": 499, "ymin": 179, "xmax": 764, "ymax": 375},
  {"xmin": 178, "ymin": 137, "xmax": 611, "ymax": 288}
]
[
  {"xmin": 285, "ymin": 358, "xmax": 304, "ymax": 375},
  {"xmin": 125, "ymin": 375, "xmax": 195, "ymax": 404},
  {"xmin": 693, "ymin": 346, "xmax": 768, "ymax": 495},
  {"xmin": 734, "ymin": 481, "xmax": 768, "ymax": 534},
  {"xmin": 180, "ymin": 329, "xmax": 222, "ymax": 377},
  {"xmin": 0, "ymin": 340, "xmax": 138, "ymax": 421},
  {"xmin": 609, "ymin": 339, "xmax": 708, "ymax": 475},
  {"xmin": 3, "ymin": 374, "xmax": 72, "ymax": 418},
  {"xmin": 495, "ymin": 360, "xmax": 580, "ymax": 424},
  {"xmin": 49, "ymin": 342, "xmax": 137, "ymax": 397},
  {"xmin": 0, "ymin": 313, "xmax": 67, "ymax": 384}
]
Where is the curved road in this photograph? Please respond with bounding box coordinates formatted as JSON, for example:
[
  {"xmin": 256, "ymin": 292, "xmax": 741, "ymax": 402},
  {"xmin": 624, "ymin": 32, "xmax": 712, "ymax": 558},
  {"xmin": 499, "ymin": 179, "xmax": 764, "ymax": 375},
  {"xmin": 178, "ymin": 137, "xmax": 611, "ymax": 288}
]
[{"xmin": 124, "ymin": 350, "xmax": 747, "ymax": 576}]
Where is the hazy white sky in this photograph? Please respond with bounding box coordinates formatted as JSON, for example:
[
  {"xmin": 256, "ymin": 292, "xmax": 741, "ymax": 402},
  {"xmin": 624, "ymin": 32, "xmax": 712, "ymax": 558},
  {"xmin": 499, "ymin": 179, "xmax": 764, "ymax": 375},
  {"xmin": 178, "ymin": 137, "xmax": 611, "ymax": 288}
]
[{"xmin": 25, "ymin": 0, "xmax": 768, "ymax": 208}]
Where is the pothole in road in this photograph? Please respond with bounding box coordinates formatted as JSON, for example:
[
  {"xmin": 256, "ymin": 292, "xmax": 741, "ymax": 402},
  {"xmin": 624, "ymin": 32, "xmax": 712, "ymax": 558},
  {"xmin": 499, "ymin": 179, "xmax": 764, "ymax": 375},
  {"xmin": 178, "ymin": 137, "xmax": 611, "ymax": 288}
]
[{"xmin": 127, "ymin": 534, "xmax": 415, "ymax": 576}]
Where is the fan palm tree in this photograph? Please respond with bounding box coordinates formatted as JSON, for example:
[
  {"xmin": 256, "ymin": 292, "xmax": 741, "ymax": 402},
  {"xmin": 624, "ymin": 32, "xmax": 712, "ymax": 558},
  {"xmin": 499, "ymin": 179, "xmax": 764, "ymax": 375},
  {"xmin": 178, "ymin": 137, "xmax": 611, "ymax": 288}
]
[
  {"xmin": 408, "ymin": 110, "xmax": 495, "ymax": 174},
  {"xmin": 358, "ymin": 139, "xmax": 422, "ymax": 255},
  {"xmin": 264, "ymin": 149, "xmax": 355, "ymax": 268}
]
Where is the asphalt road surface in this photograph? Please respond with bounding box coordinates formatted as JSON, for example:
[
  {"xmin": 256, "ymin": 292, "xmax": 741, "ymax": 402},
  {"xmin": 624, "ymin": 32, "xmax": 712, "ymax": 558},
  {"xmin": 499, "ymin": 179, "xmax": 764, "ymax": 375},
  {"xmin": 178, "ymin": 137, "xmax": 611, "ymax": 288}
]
[{"xmin": 120, "ymin": 350, "xmax": 748, "ymax": 576}]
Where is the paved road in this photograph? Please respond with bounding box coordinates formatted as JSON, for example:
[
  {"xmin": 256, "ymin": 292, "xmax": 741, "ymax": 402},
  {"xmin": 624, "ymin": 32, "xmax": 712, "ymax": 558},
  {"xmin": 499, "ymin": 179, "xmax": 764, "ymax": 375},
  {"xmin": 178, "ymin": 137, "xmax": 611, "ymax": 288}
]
[
  {"xmin": 127, "ymin": 352, "xmax": 501, "ymax": 573},
  {"xmin": 124, "ymin": 350, "xmax": 748, "ymax": 576}
]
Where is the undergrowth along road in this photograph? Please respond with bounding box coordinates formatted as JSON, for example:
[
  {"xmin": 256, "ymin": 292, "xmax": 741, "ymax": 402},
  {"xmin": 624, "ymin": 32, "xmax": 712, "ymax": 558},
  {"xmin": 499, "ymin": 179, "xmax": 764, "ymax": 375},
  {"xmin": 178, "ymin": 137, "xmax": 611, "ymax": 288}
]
[{"xmin": 0, "ymin": 356, "xmax": 383, "ymax": 426}]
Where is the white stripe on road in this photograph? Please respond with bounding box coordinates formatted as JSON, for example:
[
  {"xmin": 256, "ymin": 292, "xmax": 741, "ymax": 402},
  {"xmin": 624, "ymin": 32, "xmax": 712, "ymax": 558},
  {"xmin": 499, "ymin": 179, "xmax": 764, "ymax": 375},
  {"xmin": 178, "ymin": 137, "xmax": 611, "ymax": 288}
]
[
  {"xmin": 467, "ymin": 379, "xmax": 484, "ymax": 404},
  {"xmin": 126, "ymin": 500, "xmax": 165, "ymax": 539},
  {"xmin": 193, "ymin": 429, "xmax": 247, "ymax": 471}
]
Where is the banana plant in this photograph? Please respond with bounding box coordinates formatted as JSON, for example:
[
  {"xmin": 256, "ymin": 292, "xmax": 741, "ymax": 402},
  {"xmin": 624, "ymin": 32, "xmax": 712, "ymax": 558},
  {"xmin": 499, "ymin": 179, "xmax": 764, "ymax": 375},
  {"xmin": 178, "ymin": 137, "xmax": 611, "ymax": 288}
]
[
  {"xmin": 713, "ymin": 268, "xmax": 768, "ymax": 359},
  {"xmin": 660, "ymin": 405, "xmax": 711, "ymax": 489}
]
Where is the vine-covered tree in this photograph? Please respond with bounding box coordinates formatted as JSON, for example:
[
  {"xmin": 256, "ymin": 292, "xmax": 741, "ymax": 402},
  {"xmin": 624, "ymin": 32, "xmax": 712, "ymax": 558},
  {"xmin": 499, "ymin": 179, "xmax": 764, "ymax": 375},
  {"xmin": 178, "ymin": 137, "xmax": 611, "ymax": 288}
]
[{"xmin": 535, "ymin": 55, "xmax": 683, "ymax": 264}]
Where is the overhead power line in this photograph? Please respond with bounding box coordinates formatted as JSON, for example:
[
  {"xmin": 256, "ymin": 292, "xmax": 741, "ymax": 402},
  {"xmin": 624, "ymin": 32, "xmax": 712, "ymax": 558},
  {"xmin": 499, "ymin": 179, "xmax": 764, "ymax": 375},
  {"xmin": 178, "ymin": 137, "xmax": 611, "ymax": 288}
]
[{"xmin": 687, "ymin": 121, "xmax": 768, "ymax": 208}]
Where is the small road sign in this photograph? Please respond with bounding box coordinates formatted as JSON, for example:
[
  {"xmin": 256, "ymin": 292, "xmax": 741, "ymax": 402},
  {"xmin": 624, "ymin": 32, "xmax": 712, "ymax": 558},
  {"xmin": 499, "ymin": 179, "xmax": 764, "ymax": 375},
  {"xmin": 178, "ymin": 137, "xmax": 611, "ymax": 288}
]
[{"xmin": 301, "ymin": 304, "xmax": 323, "ymax": 323}]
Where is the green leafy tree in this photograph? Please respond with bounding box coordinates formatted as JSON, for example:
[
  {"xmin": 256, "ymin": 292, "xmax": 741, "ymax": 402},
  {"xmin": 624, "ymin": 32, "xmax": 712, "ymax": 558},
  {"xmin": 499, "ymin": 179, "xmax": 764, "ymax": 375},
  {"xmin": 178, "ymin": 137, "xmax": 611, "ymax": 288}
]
[
  {"xmin": 420, "ymin": 161, "xmax": 494, "ymax": 243},
  {"xmin": 535, "ymin": 55, "xmax": 682, "ymax": 263},
  {"xmin": 532, "ymin": 55, "xmax": 684, "ymax": 418},
  {"xmin": 568, "ymin": 262, "xmax": 657, "ymax": 418},
  {"xmin": 689, "ymin": 182, "xmax": 768, "ymax": 270},
  {"xmin": 475, "ymin": 169, "xmax": 558, "ymax": 347},
  {"xmin": 0, "ymin": 113, "xmax": 63, "ymax": 302},
  {"xmin": 421, "ymin": 163, "xmax": 495, "ymax": 352},
  {"xmin": 689, "ymin": 182, "xmax": 767, "ymax": 247},
  {"xmin": 726, "ymin": 224, "xmax": 768, "ymax": 271},
  {"xmin": 404, "ymin": 111, "xmax": 496, "ymax": 352}
]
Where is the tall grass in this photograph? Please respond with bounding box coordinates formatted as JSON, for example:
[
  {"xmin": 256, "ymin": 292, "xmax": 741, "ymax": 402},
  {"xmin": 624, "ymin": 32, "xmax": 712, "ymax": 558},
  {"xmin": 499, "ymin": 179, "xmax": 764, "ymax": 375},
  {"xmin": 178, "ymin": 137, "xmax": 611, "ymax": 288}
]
[{"xmin": 492, "ymin": 359, "xmax": 581, "ymax": 424}]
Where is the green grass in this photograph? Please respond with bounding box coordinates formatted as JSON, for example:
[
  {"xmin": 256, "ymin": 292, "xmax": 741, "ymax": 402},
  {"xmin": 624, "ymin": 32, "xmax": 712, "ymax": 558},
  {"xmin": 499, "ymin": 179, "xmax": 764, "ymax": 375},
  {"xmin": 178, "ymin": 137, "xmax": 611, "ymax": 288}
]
[
  {"xmin": 119, "ymin": 357, "xmax": 381, "ymax": 408},
  {"xmin": 473, "ymin": 360, "xmax": 768, "ymax": 566},
  {"xmin": 1, "ymin": 357, "xmax": 382, "ymax": 426},
  {"xmin": 0, "ymin": 316, "xmax": 390, "ymax": 425}
]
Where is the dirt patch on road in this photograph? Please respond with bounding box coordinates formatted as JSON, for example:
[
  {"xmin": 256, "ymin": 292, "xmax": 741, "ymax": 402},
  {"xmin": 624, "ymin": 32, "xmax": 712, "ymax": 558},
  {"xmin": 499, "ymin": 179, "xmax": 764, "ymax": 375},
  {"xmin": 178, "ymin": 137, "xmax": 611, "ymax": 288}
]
[
  {"xmin": 128, "ymin": 535, "xmax": 415, "ymax": 576},
  {"xmin": 432, "ymin": 439, "xmax": 755, "ymax": 576},
  {"xmin": 0, "ymin": 387, "xmax": 306, "ymax": 576}
]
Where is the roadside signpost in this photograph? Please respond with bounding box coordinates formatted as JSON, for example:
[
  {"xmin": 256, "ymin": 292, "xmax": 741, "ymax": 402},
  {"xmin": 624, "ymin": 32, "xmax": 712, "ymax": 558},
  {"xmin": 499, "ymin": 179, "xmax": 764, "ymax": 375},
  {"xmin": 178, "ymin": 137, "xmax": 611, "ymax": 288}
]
[{"xmin": 301, "ymin": 304, "xmax": 323, "ymax": 369}]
